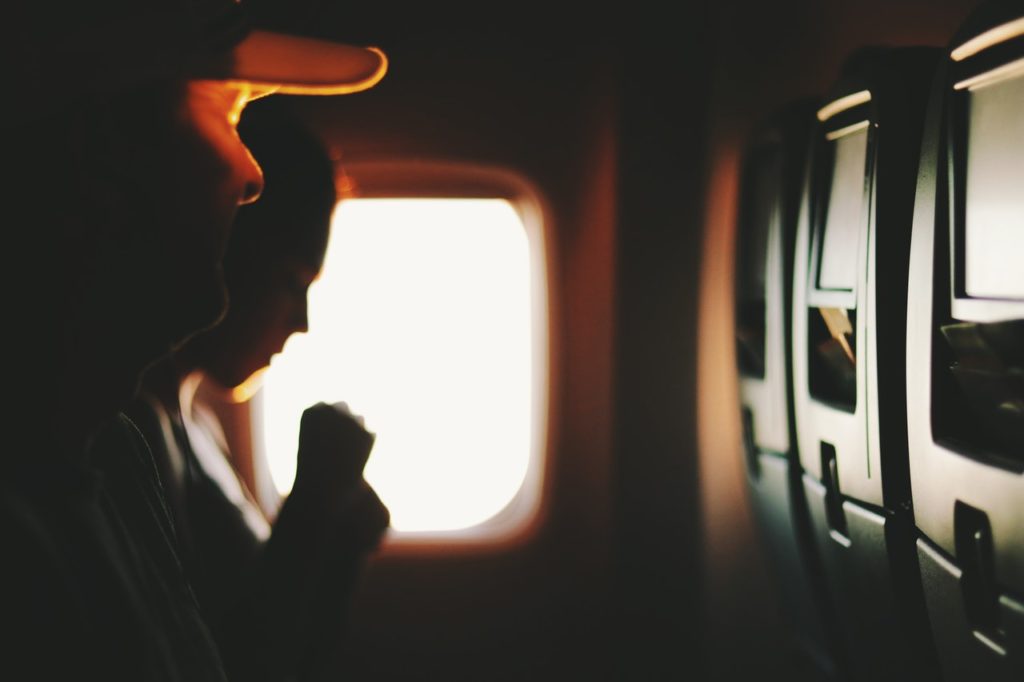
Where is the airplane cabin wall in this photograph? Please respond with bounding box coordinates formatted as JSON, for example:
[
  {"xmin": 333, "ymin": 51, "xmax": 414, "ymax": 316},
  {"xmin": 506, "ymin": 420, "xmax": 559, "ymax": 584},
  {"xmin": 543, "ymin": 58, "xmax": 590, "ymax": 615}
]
[{"xmin": 699, "ymin": 1, "xmax": 987, "ymax": 680}]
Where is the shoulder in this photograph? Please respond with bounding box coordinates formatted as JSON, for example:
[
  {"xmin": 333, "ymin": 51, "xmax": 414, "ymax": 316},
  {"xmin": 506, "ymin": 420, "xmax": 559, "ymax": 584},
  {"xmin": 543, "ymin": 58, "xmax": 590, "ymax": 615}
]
[
  {"xmin": 124, "ymin": 395, "xmax": 191, "ymax": 498},
  {"xmin": 123, "ymin": 395, "xmax": 179, "ymax": 469},
  {"xmin": 91, "ymin": 412, "xmax": 162, "ymax": 485},
  {"xmin": 90, "ymin": 412, "xmax": 182, "ymax": 546}
]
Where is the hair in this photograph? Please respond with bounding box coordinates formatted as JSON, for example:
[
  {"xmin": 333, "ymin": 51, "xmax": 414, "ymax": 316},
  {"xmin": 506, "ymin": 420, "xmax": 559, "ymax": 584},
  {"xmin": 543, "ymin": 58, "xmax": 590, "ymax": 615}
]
[{"xmin": 225, "ymin": 96, "xmax": 338, "ymax": 279}]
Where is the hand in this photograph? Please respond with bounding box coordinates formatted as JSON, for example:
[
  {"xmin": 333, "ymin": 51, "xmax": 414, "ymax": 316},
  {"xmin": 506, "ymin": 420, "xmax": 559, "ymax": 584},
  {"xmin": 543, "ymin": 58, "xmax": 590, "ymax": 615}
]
[
  {"xmin": 291, "ymin": 401, "xmax": 375, "ymax": 515},
  {"xmin": 337, "ymin": 479, "xmax": 391, "ymax": 550}
]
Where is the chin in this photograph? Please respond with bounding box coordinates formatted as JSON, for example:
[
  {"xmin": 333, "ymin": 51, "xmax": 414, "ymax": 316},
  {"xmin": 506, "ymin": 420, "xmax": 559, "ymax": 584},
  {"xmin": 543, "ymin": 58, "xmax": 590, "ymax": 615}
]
[
  {"xmin": 204, "ymin": 362, "xmax": 249, "ymax": 392},
  {"xmin": 223, "ymin": 367, "xmax": 268, "ymax": 403},
  {"xmin": 230, "ymin": 362, "xmax": 265, "ymax": 390}
]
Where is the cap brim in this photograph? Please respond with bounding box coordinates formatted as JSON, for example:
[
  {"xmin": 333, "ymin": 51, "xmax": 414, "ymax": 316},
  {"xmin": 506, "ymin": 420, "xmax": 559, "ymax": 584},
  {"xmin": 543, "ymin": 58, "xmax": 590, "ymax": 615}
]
[{"xmin": 220, "ymin": 30, "xmax": 387, "ymax": 95}]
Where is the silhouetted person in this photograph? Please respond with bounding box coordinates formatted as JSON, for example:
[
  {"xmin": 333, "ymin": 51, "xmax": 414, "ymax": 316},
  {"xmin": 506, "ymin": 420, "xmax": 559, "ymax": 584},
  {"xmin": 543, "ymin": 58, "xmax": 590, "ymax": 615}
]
[
  {"xmin": 128, "ymin": 98, "xmax": 390, "ymax": 682},
  {"xmin": 1, "ymin": 1, "xmax": 387, "ymax": 679}
]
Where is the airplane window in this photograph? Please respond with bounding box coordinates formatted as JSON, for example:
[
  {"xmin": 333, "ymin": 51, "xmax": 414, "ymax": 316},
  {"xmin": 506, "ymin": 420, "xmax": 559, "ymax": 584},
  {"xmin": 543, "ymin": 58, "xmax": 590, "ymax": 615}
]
[
  {"xmin": 964, "ymin": 67, "xmax": 1024, "ymax": 300},
  {"xmin": 256, "ymin": 198, "xmax": 542, "ymax": 535},
  {"xmin": 818, "ymin": 122, "xmax": 869, "ymax": 292}
]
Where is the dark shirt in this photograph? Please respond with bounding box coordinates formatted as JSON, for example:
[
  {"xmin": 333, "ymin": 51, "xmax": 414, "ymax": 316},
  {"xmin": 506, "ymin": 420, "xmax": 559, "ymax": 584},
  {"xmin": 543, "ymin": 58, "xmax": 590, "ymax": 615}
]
[{"xmin": 0, "ymin": 414, "xmax": 227, "ymax": 681}]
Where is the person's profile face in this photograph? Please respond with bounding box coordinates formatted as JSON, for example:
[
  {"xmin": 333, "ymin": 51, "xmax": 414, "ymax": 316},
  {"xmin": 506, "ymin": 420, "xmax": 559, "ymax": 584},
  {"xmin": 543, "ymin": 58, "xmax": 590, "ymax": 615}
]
[{"xmin": 201, "ymin": 251, "xmax": 323, "ymax": 394}]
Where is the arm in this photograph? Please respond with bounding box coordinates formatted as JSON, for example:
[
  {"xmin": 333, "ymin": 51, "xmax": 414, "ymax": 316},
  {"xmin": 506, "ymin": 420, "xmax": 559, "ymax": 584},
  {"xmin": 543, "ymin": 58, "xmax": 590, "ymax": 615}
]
[{"xmin": 214, "ymin": 402, "xmax": 390, "ymax": 682}]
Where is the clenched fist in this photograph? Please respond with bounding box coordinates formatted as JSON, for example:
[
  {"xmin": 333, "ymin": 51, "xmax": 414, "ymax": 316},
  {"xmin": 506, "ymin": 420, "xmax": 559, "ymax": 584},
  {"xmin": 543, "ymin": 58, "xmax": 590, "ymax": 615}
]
[{"xmin": 290, "ymin": 401, "xmax": 390, "ymax": 546}]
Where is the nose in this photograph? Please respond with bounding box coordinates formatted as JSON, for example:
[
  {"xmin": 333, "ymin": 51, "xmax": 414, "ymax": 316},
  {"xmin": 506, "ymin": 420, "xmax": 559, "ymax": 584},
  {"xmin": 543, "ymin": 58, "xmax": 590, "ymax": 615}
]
[{"xmin": 237, "ymin": 144, "xmax": 264, "ymax": 205}]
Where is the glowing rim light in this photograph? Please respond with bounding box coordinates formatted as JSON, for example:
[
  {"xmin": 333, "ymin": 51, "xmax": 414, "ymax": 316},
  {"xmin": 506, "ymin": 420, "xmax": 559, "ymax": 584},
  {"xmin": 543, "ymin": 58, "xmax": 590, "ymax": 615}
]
[
  {"xmin": 954, "ymin": 56, "xmax": 1024, "ymax": 91},
  {"xmin": 258, "ymin": 198, "xmax": 539, "ymax": 533},
  {"xmin": 951, "ymin": 17, "xmax": 1024, "ymax": 61},
  {"xmin": 816, "ymin": 90, "xmax": 872, "ymax": 122},
  {"xmin": 228, "ymin": 41, "xmax": 389, "ymax": 96}
]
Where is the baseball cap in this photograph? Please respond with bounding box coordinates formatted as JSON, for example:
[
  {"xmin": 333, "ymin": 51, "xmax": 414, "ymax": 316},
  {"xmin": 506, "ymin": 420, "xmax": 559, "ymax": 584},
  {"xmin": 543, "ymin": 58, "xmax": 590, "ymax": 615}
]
[{"xmin": 11, "ymin": 0, "xmax": 387, "ymax": 105}]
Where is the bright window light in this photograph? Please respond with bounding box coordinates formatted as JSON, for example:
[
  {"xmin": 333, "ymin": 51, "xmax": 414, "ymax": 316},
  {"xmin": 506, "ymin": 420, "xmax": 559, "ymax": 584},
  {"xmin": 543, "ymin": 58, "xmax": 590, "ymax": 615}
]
[{"xmin": 258, "ymin": 198, "xmax": 540, "ymax": 534}]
